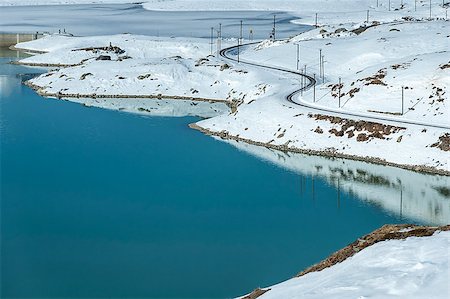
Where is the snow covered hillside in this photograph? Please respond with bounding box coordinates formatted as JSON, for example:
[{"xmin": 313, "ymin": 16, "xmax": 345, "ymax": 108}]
[
  {"xmin": 240, "ymin": 21, "xmax": 449, "ymax": 126},
  {"xmin": 13, "ymin": 0, "xmax": 450, "ymax": 174},
  {"xmin": 16, "ymin": 34, "xmax": 292, "ymax": 116},
  {"xmin": 238, "ymin": 226, "xmax": 450, "ymax": 299}
]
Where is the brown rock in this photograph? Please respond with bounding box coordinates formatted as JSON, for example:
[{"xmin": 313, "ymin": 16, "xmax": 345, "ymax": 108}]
[
  {"xmin": 357, "ymin": 133, "xmax": 369, "ymax": 142},
  {"xmin": 314, "ymin": 126, "xmax": 323, "ymax": 134}
]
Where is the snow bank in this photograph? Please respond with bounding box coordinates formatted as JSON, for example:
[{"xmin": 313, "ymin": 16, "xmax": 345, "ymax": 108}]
[
  {"xmin": 16, "ymin": 34, "xmax": 290, "ymax": 117},
  {"xmin": 239, "ymin": 229, "xmax": 450, "ymax": 299}
]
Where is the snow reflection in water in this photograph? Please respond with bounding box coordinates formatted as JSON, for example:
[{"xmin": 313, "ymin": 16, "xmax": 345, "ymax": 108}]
[{"xmin": 229, "ymin": 141, "xmax": 450, "ymax": 225}]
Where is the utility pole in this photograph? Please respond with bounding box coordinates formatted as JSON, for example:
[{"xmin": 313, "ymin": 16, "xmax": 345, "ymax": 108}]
[
  {"xmin": 338, "ymin": 77, "xmax": 342, "ymax": 108},
  {"xmin": 210, "ymin": 27, "xmax": 214, "ymax": 55},
  {"xmin": 216, "ymin": 29, "xmax": 220, "ymax": 57},
  {"xmin": 300, "ymin": 70, "xmax": 304, "ymax": 96},
  {"xmin": 430, "ymin": 0, "xmax": 432, "ymax": 19},
  {"xmin": 389, "ymin": 0, "xmax": 391, "ymax": 11},
  {"xmin": 304, "ymin": 65, "xmax": 307, "ymax": 90},
  {"xmin": 319, "ymin": 49, "xmax": 322, "ymax": 82},
  {"xmin": 315, "ymin": 13, "xmax": 318, "ymax": 27},
  {"xmin": 237, "ymin": 36, "xmax": 240, "ymax": 63},
  {"xmin": 238, "ymin": 20, "xmax": 243, "ymax": 63},
  {"xmin": 273, "ymin": 15, "xmax": 276, "ymax": 40},
  {"xmin": 367, "ymin": 10, "xmax": 369, "ymax": 23},
  {"xmin": 415, "ymin": 0, "xmax": 417, "ymax": 11},
  {"xmin": 321, "ymin": 54, "xmax": 325, "ymax": 82},
  {"xmin": 217, "ymin": 23, "xmax": 222, "ymax": 57},
  {"xmin": 401, "ymin": 86, "xmax": 404, "ymax": 115},
  {"xmin": 313, "ymin": 73, "xmax": 316, "ymax": 102},
  {"xmin": 296, "ymin": 43, "xmax": 300, "ymax": 70},
  {"xmin": 377, "ymin": 0, "xmax": 379, "ymax": 8},
  {"xmin": 240, "ymin": 20, "xmax": 243, "ymax": 45},
  {"xmin": 301, "ymin": 70, "xmax": 304, "ymax": 95}
]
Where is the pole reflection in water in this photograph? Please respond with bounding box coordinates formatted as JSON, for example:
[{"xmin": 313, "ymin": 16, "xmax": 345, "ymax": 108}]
[{"xmin": 230, "ymin": 140, "xmax": 450, "ymax": 226}]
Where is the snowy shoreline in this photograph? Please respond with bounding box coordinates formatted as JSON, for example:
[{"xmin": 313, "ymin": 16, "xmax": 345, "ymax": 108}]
[
  {"xmin": 12, "ymin": 23, "xmax": 449, "ymax": 175},
  {"xmin": 239, "ymin": 224, "xmax": 450, "ymax": 299},
  {"xmin": 189, "ymin": 123, "xmax": 450, "ymax": 176},
  {"xmin": 23, "ymin": 79, "xmax": 237, "ymax": 107},
  {"xmin": 11, "ymin": 0, "xmax": 449, "ymax": 175}
]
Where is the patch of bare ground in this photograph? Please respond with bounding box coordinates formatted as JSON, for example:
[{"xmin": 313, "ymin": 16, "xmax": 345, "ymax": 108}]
[
  {"xmin": 358, "ymin": 68, "xmax": 387, "ymax": 86},
  {"xmin": 350, "ymin": 21, "xmax": 380, "ymax": 35},
  {"xmin": 72, "ymin": 45, "xmax": 125, "ymax": 54},
  {"xmin": 439, "ymin": 61, "xmax": 450, "ymax": 70},
  {"xmin": 296, "ymin": 224, "xmax": 450, "ymax": 278},
  {"xmin": 430, "ymin": 133, "xmax": 450, "ymax": 151},
  {"xmin": 347, "ymin": 87, "xmax": 360, "ymax": 98},
  {"xmin": 137, "ymin": 73, "xmax": 154, "ymax": 80},
  {"xmin": 391, "ymin": 62, "xmax": 410, "ymax": 70},
  {"xmin": 328, "ymin": 82, "xmax": 344, "ymax": 98},
  {"xmin": 308, "ymin": 113, "xmax": 405, "ymax": 141},
  {"xmin": 241, "ymin": 288, "xmax": 271, "ymax": 299},
  {"xmin": 367, "ymin": 109, "xmax": 402, "ymax": 116},
  {"xmin": 429, "ymin": 84, "xmax": 446, "ymax": 104}
]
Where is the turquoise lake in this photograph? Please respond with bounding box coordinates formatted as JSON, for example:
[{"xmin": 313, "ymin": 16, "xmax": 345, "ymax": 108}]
[{"xmin": 1, "ymin": 49, "xmax": 449, "ymax": 299}]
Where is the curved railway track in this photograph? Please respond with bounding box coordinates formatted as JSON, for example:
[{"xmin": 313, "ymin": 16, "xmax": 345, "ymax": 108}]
[{"xmin": 219, "ymin": 43, "xmax": 450, "ymax": 130}]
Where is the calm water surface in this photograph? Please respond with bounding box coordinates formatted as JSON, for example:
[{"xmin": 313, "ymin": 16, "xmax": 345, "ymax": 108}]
[{"xmin": 0, "ymin": 50, "xmax": 447, "ymax": 299}]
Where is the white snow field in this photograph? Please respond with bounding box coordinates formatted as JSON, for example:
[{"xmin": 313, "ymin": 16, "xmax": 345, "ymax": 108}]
[
  {"xmin": 17, "ymin": 14, "xmax": 449, "ymax": 171},
  {"xmin": 14, "ymin": 2, "xmax": 450, "ymax": 173},
  {"xmin": 15, "ymin": 34, "xmax": 294, "ymax": 117},
  {"xmin": 239, "ymin": 21, "xmax": 449, "ymax": 126},
  {"xmin": 238, "ymin": 230, "xmax": 450, "ymax": 299},
  {"xmin": 195, "ymin": 16, "xmax": 449, "ymax": 172}
]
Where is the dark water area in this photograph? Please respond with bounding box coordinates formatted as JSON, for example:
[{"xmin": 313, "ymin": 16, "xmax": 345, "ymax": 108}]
[{"xmin": 0, "ymin": 43, "xmax": 447, "ymax": 299}]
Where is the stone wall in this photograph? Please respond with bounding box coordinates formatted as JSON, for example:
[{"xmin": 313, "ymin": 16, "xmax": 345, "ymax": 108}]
[{"xmin": 0, "ymin": 33, "xmax": 43, "ymax": 47}]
